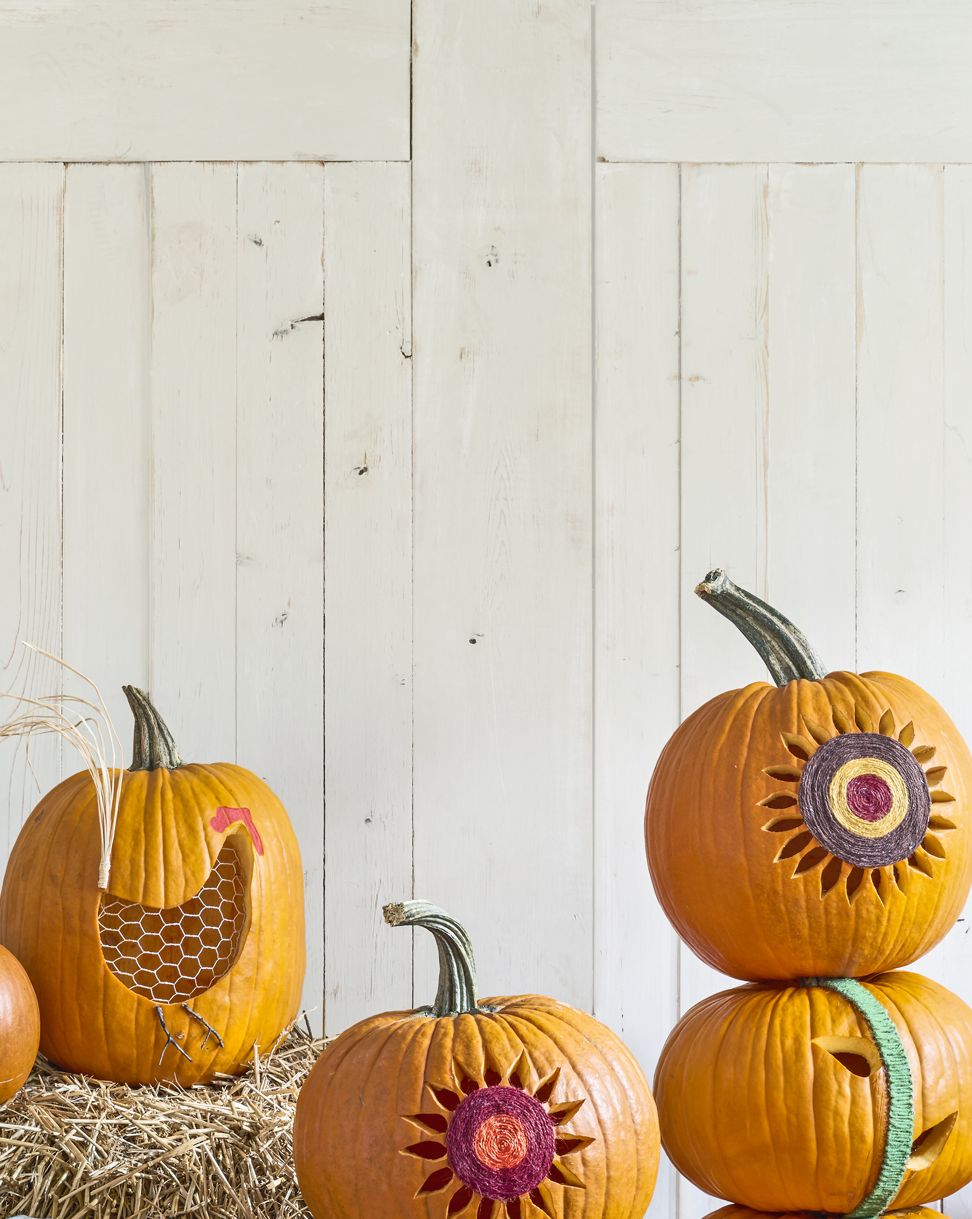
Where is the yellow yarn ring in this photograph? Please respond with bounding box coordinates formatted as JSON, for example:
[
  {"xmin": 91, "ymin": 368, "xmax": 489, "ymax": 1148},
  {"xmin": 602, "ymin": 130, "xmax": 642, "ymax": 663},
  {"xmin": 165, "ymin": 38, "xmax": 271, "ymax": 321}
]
[{"xmin": 828, "ymin": 757, "xmax": 910, "ymax": 839}]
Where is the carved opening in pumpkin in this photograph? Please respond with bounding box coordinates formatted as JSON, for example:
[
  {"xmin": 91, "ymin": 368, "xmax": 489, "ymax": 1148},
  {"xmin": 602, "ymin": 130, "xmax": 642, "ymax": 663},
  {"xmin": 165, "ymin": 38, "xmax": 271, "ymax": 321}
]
[
  {"xmin": 98, "ymin": 834, "xmax": 252, "ymax": 1004},
  {"xmin": 907, "ymin": 1111, "xmax": 958, "ymax": 1172},
  {"xmin": 813, "ymin": 1035, "xmax": 881, "ymax": 1078}
]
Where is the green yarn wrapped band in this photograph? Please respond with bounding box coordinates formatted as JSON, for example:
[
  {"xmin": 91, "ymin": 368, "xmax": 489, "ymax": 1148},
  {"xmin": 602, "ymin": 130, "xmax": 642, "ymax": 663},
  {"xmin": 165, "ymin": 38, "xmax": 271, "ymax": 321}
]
[{"xmin": 802, "ymin": 977, "xmax": 914, "ymax": 1219}]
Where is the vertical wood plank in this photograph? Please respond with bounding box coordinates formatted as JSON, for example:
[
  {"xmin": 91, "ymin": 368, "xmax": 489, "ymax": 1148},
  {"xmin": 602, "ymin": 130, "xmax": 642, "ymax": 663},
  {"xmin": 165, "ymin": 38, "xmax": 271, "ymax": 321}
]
[
  {"xmin": 594, "ymin": 161, "xmax": 680, "ymax": 1219},
  {"xmin": 323, "ymin": 162, "xmax": 412, "ymax": 1035},
  {"xmin": 678, "ymin": 161, "xmax": 769, "ymax": 1216},
  {"xmin": 766, "ymin": 164, "xmax": 857, "ymax": 666},
  {"xmin": 236, "ymin": 163, "xmax": 325, "ymax": 1032},
  {"xmin": 0, "ymin": 165, "xmax": 63, "ymax": 857},
  {"xmin": 856, "ymin": 165, "xmax": 945, "ymax": 687},
  {"xmin": 937, "ymin": 164, "xmax": 972, "ymax": 1219},
  {"xmin": 63, "ymin": 165, "xmax": 151, "ymax": 738},
  {"xmin": 854, "ymin": 165, "xmax": 951, "ymax": 1212},
  {"xmin": 411, "ymin": 0, "xmax": 593, "ymax": 1008},
  {"xmin": 149, "ymin": 164, "xmax": 238, "ymax": 759}
]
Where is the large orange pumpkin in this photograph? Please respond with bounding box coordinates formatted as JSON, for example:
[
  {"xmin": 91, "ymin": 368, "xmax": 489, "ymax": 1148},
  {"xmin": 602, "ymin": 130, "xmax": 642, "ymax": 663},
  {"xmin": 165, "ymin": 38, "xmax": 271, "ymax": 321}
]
[
  {"xmin": 706, "ymin": 1209, "xmax": 946, "ymax": 1219},
  {"xmin": 0, "ymin": 686, "xmax": 304, "ymax": 1085},
  {"xmin": 646, "ymin": 569, "xmax": 972, "ymax": 980},
  {"xmin": 294, "ymin": 900, "xmax": 659, "ymax": 1219},
  {"xmin": 0, "ymin": 943, "xmax": 39, "ymax": 1102},
  {"xmin": 655, "ymin": 971, "xmax": 972, "ymax": 1214}
]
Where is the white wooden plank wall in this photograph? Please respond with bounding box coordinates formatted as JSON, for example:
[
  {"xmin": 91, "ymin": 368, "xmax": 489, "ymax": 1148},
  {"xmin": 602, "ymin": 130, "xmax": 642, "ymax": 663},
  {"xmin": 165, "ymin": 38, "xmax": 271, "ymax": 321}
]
[
  {"xmin": 594, "ymin": 162, "xmax": 680, "ymax": 1218},
  {"xmin": 411, "ymin": 0, "xmax": 594, "ymax": 1016},
  {"xmin": 323, "ymin": 161, "xmax": 412, "ymax": 1033},
  {"xmin": 0, "ymin": 166, "xmax": 63, "ymax": 864},
  {"xmin": 3, "ymin": 3, "xmax": 972, "ymax": 1217},
  {"xmin": 0, "ymin": 1, "xmax": 410, "ymax": 161},
  {"xmin": 592, "ymin": 162, "xmax": 972, "ymax": 1215}
]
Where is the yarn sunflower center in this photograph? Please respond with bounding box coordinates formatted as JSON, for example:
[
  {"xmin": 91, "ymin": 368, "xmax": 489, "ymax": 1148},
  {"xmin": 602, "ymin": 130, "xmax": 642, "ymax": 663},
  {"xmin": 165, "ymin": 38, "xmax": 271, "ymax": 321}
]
[
  {"xmin": 473, "ymin": 1113, "xmax": 529, "ymax": 1170},
  {"xmin": 845, "ymin": 773, "xmax": 894, "ymax": 822},
  {"xmin": 447, "ymin": 1085, "xmax": 555, "ymax": 1201}
]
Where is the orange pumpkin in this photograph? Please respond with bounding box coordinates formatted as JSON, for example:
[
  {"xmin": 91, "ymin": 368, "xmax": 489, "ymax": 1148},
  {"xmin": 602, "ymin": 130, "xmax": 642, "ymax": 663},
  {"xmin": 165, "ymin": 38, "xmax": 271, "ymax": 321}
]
[
  {"xmin": 0, "ymin": 943, "xmax": 39, "ymax": 1102},
  {"xmin": 646, "ymin": 569, "xmax": 972, "ymax": 980},
  {"xmin": 655, "ymin": 971, "xmax": 972, "ymax": 1214},
  {"xmin": 0, "ymin": 686, "xmax": 304, "ymax": 1085},
  {"xmin": 294, "ymin": 900, "xmax": 658, "ymax": 1219},
  {"xmin": 706, "ymin": 1209, "xmax": 946, "ymax": 1219}
]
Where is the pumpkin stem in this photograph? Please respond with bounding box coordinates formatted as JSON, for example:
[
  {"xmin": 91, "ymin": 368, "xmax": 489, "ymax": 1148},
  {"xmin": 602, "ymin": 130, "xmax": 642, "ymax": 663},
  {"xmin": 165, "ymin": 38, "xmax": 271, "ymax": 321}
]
[
  {"xmin": 383, "ymin": 900, "xmax": 481, "ymax": 1017},
  {"xmin": 695, "ymin": 569, "xmax": 827, "ymax": 685},
  {"xmin": 123, "ymin": 686, "xmax": 183, "ymax": 771}
]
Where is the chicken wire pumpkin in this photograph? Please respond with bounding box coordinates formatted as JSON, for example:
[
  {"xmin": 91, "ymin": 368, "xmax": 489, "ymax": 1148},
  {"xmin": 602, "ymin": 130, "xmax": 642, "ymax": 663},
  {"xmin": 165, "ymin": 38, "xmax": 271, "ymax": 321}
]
[{"xmin": 0, "ymin": 686, "xmax": 305, "ymax": 1085}]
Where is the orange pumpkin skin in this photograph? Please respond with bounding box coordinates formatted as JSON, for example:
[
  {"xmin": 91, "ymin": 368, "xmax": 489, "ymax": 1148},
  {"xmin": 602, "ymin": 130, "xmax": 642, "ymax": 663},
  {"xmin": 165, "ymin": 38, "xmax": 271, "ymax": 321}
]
[
  {"xmin": 655, "ymin": 971, "xmax": 972, "ymax": 1214},
  {"xmin": 0, "ymin": 943, "xmax": 40, "ymax": 1102},
  {"xmin": 646, "ymin": 669, "xmax": 972, "ymax": 980},
  {"xmin": 706, "ymin": 1209, "xmax": 946, "ymax": 1219},
  {"xmin": 0, "ymin": 691, "xmax": 305, "ymax": 1085},
  {"xmin": 294, "ymin": 904, "xmax": 659, "ymax": 1219}
]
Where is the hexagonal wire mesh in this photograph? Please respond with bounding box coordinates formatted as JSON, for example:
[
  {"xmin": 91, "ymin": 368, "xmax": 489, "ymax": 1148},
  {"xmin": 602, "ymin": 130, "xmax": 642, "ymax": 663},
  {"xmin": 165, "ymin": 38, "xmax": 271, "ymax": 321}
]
[{"xmin": 98, "ymin": 843, "xmax": 247, "ymax": 1004}]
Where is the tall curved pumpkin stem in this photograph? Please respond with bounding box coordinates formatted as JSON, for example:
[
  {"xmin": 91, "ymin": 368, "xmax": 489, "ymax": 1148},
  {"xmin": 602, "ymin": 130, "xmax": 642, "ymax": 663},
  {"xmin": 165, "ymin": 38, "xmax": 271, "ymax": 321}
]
[
  {"xmin": 384, "ymin": 900, "xmax": 481, "ymax": 1017},
  {"xmin": 695, "ymin": 568, "xmax": 827, "ymax": 686},
  {"xmin": 123, "ymin": 686, "xmax": 183, "ymax": 771}
]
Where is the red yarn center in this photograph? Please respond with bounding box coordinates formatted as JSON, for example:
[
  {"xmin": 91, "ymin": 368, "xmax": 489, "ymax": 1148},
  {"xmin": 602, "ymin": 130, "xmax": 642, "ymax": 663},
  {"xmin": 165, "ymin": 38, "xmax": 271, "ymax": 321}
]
[
  {"xmin": 473, "ymin": 1114, "xmax": 528, "ymax": 1170},
  {"xmin": 846, "ymin": 774, "xmax": 893, "ymax": 822}
]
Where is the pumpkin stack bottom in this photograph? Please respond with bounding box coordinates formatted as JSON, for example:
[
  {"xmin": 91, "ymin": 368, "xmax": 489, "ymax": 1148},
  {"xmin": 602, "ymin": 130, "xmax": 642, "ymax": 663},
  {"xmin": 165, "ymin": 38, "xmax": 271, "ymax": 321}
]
[{"xmin": 654, "ymin": 971, "xmax": 972, "ymax": 1217}]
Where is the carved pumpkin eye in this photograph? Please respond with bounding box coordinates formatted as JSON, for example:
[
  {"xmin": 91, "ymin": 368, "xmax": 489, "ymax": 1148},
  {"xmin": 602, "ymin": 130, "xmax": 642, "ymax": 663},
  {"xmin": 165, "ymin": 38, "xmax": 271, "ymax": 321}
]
[{"xmin": 799, "ymin": 732, "xmax": 930, "ymax": 868}]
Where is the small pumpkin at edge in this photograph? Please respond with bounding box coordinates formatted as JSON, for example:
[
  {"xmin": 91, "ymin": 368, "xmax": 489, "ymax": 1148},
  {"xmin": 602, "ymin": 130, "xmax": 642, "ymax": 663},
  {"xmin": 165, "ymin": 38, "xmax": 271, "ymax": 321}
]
[
  {"xmin": 0, "ymin": 943, "xmax": 39, "ymax": 1103},
  {"xmin": 294, "ymin": 900, "xmax": 659, "ymax": 1219},
  {"xmin": 645, "ymin": 569, "xmax": 972, "ymax": 980}
]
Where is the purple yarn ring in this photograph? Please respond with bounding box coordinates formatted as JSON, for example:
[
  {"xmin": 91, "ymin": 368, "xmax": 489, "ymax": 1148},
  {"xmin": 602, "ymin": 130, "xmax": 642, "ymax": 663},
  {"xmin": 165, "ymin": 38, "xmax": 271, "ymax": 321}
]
[
  {"xmin": 798, "ymin": 732, "xmax": 930, "ymax": 867},
  {"xmin": 446, "ymin": 1085, "xmax": 555, "ymax": 1201}
]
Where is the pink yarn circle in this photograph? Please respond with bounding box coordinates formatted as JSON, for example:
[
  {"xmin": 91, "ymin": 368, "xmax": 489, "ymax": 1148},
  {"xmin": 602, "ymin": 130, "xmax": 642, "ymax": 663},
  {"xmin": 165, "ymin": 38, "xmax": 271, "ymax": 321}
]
[
  {"xmin": 846, "ymin": 773, "xmax": 894, "ymax": 822},
  {"xmin": 446, "ymin": 1085, "xmax": 555, "ymax": 1201}
]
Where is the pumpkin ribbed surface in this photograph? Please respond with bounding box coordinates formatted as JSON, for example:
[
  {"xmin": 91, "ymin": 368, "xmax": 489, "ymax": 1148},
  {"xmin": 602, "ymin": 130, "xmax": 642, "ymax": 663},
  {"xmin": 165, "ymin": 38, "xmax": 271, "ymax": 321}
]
[
  {"xmin": 294, "ymin": 902, "xmax": 659, "ymax": 1219},
  {"xmin": 654, "ymin": 971, "xmax": 972, "ymax": 1214},
  {"xmin": 0, "ymin": 943, "xmax": 39, "ymax": 1102},
  {"xmin": 705, "ymin": 1209, "xmax": 948, "ymax": 1219},
  {"xmin": 0, "ymin": 759, "xmax": 304, "ymax": 1085},
  {"xmin": 646, "ymin": 671, "xmax": 972, "ymax": 980},
  {"xmin": 296, "ymin": 998, "xmax": 658, "ymax": 1219}
]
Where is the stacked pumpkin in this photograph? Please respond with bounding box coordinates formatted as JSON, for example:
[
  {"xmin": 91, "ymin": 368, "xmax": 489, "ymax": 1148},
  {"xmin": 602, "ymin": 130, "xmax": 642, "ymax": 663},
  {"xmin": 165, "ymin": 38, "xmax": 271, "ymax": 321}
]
[{"xmin": 646, "ymin": 570, "xmax": 972, "ymax": 1218}]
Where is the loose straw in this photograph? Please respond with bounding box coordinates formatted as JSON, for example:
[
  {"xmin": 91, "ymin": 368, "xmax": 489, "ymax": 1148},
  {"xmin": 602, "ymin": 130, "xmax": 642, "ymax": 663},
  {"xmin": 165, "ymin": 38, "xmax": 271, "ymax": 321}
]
[
  {"xmin": 0, "ymin": 1021, "xmax": 323, "ymax": 1219},
  {"xmin": 0, "ymin": 645, "xmax": 123, "ymax": 889}
]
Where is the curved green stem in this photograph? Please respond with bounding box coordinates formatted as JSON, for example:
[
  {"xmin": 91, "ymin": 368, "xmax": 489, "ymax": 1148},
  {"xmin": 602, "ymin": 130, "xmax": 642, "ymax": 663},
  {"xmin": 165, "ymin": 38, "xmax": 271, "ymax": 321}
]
[
  {"xmin": 695, "ymin": 568, "xmax": 827, "ymax": 686},
  {"xmin": 383, "ymin": 900, "xmax": 481, "ymax": 1017},
  {"xmin": 123, "ymin": 686, "xmax": 183, "ymax": 771},
  {"xmin": 802, "ymin": 977, "xmax": 914, "ymax": 1218}
]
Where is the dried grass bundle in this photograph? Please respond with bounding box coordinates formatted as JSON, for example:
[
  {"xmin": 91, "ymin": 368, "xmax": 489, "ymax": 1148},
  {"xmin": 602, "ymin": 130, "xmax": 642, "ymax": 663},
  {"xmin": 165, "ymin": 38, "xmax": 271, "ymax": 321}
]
[
  {"xmin": 0, "ymin": 1022, "xmax": 322, "ymax": 1219},
  {"xmin": 0, "ymin": 646, "xmax": 122, "ymax": 889}
]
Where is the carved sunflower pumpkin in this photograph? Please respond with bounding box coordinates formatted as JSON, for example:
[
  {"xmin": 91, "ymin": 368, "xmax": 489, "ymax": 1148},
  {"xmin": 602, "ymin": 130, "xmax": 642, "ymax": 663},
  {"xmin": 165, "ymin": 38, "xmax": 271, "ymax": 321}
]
[
  {"xmin": 646, "ymin": 569, "xmax": 972, "ymax": 980},
  {"xmin": 294, "ymin": 901, "xmax": 659, "ymax": 1219},
  {"xmin": 0, "ymin": 687, "xmax": 304, "ymax": 1085},
  {"xmin": 655, "ymin": 971, "xmax": 972, "ymax": 1215}
]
